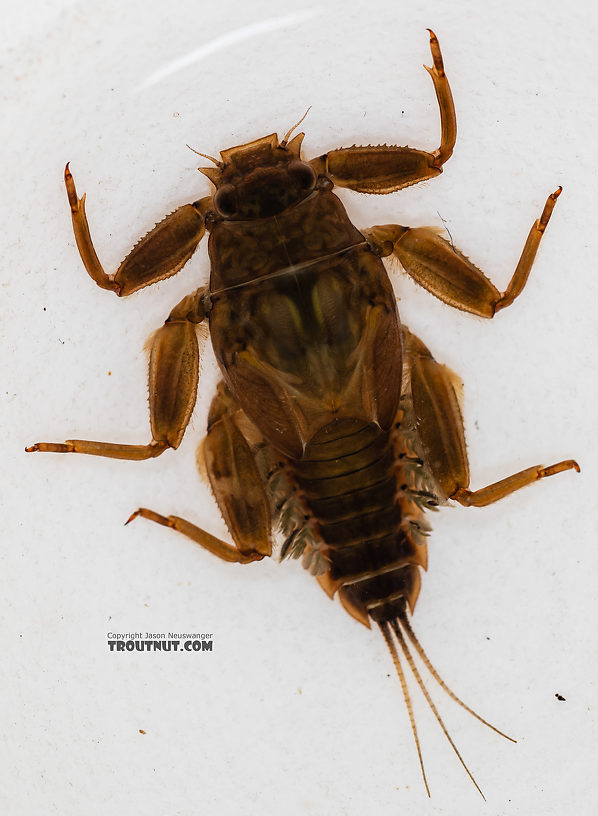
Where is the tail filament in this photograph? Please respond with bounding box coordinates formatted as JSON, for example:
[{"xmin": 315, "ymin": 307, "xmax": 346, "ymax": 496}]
[
  {"xmin": 379, "ymin": 621, "xmax": 431, "ymax": 797},
  {"xmin": 379, "ymin": 610, "xmax": 515, "ymax": 797}
]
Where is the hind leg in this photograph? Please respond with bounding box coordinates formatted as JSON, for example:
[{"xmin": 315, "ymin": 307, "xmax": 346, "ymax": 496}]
[
  {"xmin": 128, "ymin": 382, "xmax": 272, "ymax": 562},
  {"xmin": 125, "ymin": 508, "xmax": 267, "ymax": 564},
  {"xmin": 401, "ymin": 327, "xmax": 579, "ymax": 504}
]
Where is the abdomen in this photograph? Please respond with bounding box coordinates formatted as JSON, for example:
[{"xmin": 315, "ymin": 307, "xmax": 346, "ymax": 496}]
[{"xmin": 292, "ymin": 418, "xmax": 427, "ymax": 627}]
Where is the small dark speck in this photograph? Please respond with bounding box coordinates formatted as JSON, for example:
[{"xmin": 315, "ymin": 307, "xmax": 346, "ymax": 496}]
[
  {"xmin": 139, "ymin": 729, "xmax": 147, "ymax": 734},
  {"xmin": 555, "ymin": 693, "xmax": 566, "ymax": 701},
  {"xmin": 58, "ymin": 338, "xmax": 64, "ymax": 344},
  {"xmin": 486, "ymin": 636, "xmax": 490, "ymax": 640},
  {"xmin": 474, "ymin": 420, "xmax": 480, "ymax": 430},
  {"xmin": 43, "ymin": 307, "xmax": 46, "ymax": 311}
]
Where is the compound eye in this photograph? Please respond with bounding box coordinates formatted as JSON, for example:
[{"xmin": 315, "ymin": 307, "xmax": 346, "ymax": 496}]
[
  {"xmin": 214, "ymin": 184, "xmax": 238, "ymax": 217},
  {"xmin": 287, "ymin": 160, "xmax": 316, "ymax": 191}
]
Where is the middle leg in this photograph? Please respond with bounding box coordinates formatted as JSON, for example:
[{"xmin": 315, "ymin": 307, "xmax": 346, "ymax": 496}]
[
  {"xmin": 26, "ymin": 288, "xmax": 210, "ymax": 460},
  {"xmin": 365, "ymin": 188, "xmax": 561, "ymax": 317}
]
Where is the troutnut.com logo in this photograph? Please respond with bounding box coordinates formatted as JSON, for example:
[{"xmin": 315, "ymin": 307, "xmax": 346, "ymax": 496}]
[{"xmin": 107, "ymin": 632, "xmax": 213, "ymax": 652}]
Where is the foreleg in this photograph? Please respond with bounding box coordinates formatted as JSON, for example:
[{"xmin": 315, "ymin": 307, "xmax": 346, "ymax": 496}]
[
  {"xmin": 309, "ymin": 31, "xmax": 455, "ymax": 193},
  {"xmin": 65, "ymin": 164, "xmax": 209, "ymax": 295}
]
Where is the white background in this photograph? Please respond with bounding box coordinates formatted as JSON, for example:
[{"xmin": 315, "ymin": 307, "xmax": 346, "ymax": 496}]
[{"xmin": 2, "ymin": 1, "xmax": 597, "ymax": 814}]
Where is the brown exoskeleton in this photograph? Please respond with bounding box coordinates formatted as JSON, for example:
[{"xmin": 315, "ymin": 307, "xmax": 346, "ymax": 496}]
[{"xmin": 28, "ymin": 31, "xmax": 578, "ymax": 796}]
